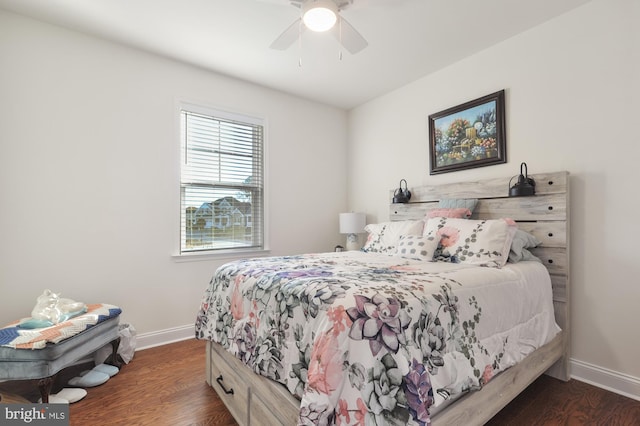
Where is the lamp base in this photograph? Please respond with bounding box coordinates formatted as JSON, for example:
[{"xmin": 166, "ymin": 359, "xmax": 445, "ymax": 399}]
[{"xmin": 346, "ymin": 233, "xmax": 360, "ymax": 251}]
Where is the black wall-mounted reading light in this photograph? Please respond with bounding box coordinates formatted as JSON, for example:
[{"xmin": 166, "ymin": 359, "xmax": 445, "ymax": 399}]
[
  {"xmin": 509, "ymin": 162, "xmax": 536, "ymax": 197},
  {"xmin": 393, "ymin": 179, "xmax": 411, "ymax": 203}
]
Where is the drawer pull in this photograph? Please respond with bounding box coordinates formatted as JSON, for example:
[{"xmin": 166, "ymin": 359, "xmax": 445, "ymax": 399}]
[{"xmin": 216, "ymin": 375, "xmax": 234, "ymax": 395}]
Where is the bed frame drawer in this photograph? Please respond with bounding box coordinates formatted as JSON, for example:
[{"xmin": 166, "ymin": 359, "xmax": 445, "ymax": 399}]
[
  {"xmin": 208, "ymin": 343, "xmax": 250, "ymax": 425},
  {"xmin": 250, "ymin": 392, "xmax": 287, "ymax": 426},
  {"xmin": 206, "ymin": 341, "xmax": 301, "ymax": 426}
]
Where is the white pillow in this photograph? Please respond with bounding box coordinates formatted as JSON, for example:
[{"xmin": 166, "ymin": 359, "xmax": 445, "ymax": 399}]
[
  {"xmin": 362, "ymin": 220, "xmax": 424, "ymax": 254},
  {"xmin": 395, "ymin": 235, "xmax": 439, "ymax": 261},
  {"xmin": 423, "ymin": 217, "xmax": 516, "ymax": 267}
]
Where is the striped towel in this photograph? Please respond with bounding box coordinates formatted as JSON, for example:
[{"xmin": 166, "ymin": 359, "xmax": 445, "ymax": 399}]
[{"xmin": 0, "ymin": 303, "xmax": 122, "ymax": 349}]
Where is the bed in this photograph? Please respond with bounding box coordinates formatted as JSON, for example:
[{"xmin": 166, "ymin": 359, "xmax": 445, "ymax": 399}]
[{"xmin": 195, "ymin": 171, "xmax": 570, "ymax": 425}]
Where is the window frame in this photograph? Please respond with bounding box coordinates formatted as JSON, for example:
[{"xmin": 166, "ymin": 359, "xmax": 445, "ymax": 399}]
[{"xmin": 174, "ymin": 100, "xmax": 269, "ymax": 261}]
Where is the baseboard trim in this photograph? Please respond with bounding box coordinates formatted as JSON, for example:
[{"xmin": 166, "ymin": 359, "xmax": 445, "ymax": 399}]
[
  {"xmin": 135, "ymin": 324, "xmax": 195, "ymax": 351},
  {"xmin": 571, "ymin": 358, "xmax": 640, "ymax": 401}
]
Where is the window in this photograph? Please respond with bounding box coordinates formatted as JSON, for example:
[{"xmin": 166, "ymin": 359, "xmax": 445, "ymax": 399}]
[{"xmin": 179, "ymin": 104, "xmax": 264, "ymax": 254}]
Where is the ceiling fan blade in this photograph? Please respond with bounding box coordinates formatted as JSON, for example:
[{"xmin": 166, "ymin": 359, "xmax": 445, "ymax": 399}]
[
  {"xmin": 270, "ymin": 18, "xmax": 304, "ymax": 50},
  {"xmin": 331, "ymin": 16, "xmax": 368, "ymax": 54}
]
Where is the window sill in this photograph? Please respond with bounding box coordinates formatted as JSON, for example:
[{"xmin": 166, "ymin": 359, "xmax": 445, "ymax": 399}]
[{"xmin": 171, "ymin": 248, "xmax": 271, "ymax": 263}]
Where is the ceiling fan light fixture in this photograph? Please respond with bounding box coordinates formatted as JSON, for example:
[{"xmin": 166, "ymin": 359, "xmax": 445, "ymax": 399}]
[{"xmin": 302, "ymin": 0, "xmax": 338, "ymax": 32}]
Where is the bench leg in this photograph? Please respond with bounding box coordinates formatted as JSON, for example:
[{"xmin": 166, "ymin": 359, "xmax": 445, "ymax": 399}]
[
  {"xmin": 37, "ymin": 376, "xmax": 54, "ymax": 404},
  {"xmin": 107, "ymin": 337, "xmax": 122, "ymax": 368}
]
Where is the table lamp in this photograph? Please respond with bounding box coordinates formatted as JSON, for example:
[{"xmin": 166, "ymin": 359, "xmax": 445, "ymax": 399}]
[{"xmin": 339, "ymin": 212, "xmax": 366, "ymax": 251}]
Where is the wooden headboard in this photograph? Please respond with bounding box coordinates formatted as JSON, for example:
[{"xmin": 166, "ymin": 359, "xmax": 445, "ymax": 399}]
[{"xmin": 389, "ymin": 171, "xmax": 570, "ymax": 379}]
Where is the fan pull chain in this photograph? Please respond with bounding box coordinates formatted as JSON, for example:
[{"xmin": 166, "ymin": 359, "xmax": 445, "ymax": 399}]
[
  {"xmin": 298, "ymin": 19, "xmax": 303, "ymax": 67},
  {"xmin": 338, "ymin": 17, "xmax": 343, "ymax": 60}
]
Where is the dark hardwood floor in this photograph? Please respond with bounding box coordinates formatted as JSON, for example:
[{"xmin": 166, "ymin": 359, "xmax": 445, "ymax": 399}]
[{"xmin": 2, "ymin": 338, "xmax": 639, "ymax": 425}]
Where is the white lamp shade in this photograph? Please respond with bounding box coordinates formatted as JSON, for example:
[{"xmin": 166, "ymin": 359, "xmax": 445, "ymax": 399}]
[
  {"xmin": 339, "ymin": 212, "xmax": 366, "ymax": 234},
  {"xmin": 302, "ymin": 0, "xmax": 338, "ymax": 32}
]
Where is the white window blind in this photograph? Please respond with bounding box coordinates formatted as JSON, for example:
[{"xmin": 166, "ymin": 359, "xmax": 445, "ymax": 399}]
[{"xmin": 180, "ymin": 107, "xmax": 264, "ymax": 253}]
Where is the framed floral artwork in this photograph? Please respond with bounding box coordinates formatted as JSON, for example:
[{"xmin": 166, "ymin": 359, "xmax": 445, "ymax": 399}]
[{"xmin": 428, "ymin": 90, "xmax": 506, "ymax": 175}]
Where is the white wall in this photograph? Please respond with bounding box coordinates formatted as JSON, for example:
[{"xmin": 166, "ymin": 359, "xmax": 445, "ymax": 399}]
[
  {"xmin": 0, "ymin": 10, "xmax": 348, "ymax": 338},
  {"xmin": 348, "ymin": 0, "xmax": 640, "ymax": 397}
]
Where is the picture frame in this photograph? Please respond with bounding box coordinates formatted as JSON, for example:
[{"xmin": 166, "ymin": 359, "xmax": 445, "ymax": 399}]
[{"xmin": 429, "ymin": 90, "xmax": 506, "ymax": 175}]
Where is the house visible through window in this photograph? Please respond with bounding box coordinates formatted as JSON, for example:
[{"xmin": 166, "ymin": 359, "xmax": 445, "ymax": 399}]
[{"xmin": 180, "ymin": 104, "xmax": 264, "ymax": 253}]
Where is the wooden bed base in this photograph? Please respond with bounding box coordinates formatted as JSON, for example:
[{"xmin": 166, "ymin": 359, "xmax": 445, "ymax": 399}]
[{"xmin": 205, "ymin": 171, "xmax": 570, "ymax": 425}]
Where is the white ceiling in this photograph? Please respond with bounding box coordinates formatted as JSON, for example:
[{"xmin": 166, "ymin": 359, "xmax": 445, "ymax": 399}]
[{"xmin": 0, "ymin": 0, "xmax": 591, "ymax": 109}]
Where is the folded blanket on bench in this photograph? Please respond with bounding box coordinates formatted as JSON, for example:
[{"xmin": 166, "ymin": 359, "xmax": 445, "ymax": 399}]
[{"xmin": 0, "ymin": 303, "xmax": 122, "ymax": 350}]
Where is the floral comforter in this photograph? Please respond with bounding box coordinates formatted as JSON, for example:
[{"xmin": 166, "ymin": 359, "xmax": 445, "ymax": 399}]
[{"xmin": 195, "ymin": 251, "xmax": 559, "ymax": 425}]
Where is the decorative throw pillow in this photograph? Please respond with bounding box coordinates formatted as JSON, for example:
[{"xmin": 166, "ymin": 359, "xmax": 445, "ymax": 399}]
[
  {"xmin": 508, "ymin": 229, "xmax": 542, "ymax": 263},
  {"xmin": 423, "ymin": 217, "xmax": 517, "ymax": 267},
  {"xmin": 394, "ymin": 235, "xmax": 439, "ymax": 261},
  {"xmin": 425, "ymin": 208, "xmax": 472, "ymax": 219},
  {"xmin": 362, "ymin": 220, "xmax": 424, "ymax": 254},
  {"xmin": 438, "ymin": 198, "xmax": 478, "ymax": 213}
]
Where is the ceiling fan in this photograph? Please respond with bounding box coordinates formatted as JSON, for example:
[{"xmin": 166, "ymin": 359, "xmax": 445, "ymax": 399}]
[{"xmin": 268, "ymin": 0, "xmax": 368, "ymax": 55}]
